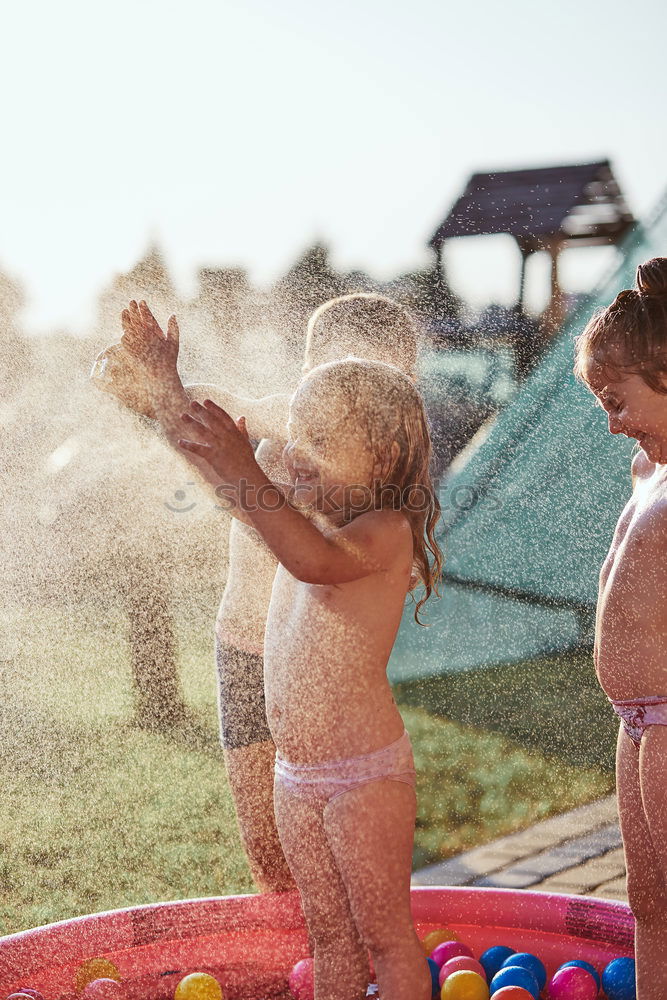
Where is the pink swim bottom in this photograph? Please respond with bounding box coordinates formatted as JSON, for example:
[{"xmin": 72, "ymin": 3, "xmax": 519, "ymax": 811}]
[
  {"xmin": 610, "ymin": 696, "xmax": 667, "ymax": 750},
  {"xmin": 274, "ymin": 730, "xmax": 416, "ymax": 806}
]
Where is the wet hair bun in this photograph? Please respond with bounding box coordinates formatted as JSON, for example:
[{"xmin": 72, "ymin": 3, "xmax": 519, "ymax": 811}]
[{"xmin": 637, "ymin": 257, "xmax": 667, "ymax": 299}]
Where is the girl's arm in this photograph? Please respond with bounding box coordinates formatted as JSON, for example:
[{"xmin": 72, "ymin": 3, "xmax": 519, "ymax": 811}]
[
  {"xmin": 109, "ymin": 300, "xmax": 291, "ymax": 440},
  {"xmin": 178, "ymin": 399, "xmax": 413, "ymax": 584},
  {"xmin": 184, "ymin": 384, "xmax": 291, "ymax": 443},
  {"xmin": 151, "ymin": 376, "xmax": 259, "ymax": 526},
  {"xmin": 249, "ymin": 489, "xmax": 412, "ymax": 585},
  {"xmin": 114, "ymin": 301, "xmax": 254, "ymax": 524}
]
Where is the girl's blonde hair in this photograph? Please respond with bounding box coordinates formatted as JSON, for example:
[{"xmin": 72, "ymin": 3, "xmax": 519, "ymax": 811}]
[
  {"xmin": 298, "ymin": 357, "xmax": 443, "ymax": 623},
  {"xmin": 305, "ymin": 293, "xmax": 419, "ymax": 381},
  {"xmin": 574, "ymin": 257, "xmax": 667, "ymax": 392}
]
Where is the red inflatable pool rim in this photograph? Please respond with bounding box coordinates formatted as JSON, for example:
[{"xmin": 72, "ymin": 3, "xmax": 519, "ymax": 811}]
[{"xmin": 0, "ymin": 887, "xmax": 634, "ymax": 999}]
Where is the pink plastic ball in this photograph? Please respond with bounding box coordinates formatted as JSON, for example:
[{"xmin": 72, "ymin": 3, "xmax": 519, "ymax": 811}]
[
  {"xmin": 430, "ymin": 940, "xmax": 474, "ymax": 966},
  {"xmin": 7, "ymin": 994, "xmax": 45, "ymax": 1000},
  {"xmin": 438, "ymin": 955, "xmax": 486, "ymax": 987},
  {"xmin": 289, "ymin": 957, "xmax": 314, "ymax": 1000},
  {"xmin": 81, "ymin": 979, "xmax": 126, "ymax": 1000},
  {"xmin": 548, "ymin": 965, "xmax": 598, "ymax": 1000}
]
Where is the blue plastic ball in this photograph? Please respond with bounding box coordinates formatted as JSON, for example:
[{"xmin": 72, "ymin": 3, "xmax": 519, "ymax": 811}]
[
  {"xmin": 558, "ymin": 959, "xmax": 601, "ymax": 990},
  {"xmin": 426, "ymin": 958, "xmax": 440, "ymax": 999},
  {"xmin": 602, "ymin": 957, "xmax": 636, "ymax": 1000},
  {"xmin": 490, "ymin": 964, "xmax": 539, "ymax": 999},
  {"xmin": 500, "ymin": 951, "xmax": 546, "ymax": 991},
  {"xmin": 479, "ymin": 945, "xmax": 515, "ymax": 982}
]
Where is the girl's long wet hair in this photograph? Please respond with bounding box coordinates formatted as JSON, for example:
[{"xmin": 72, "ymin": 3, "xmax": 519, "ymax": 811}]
[
  {"xmin": 298, "ymin": 358, "xmax": 443, "ymax": 624},
  {"xmin": 574, "ymin": 257, "xmax": 667, "ymax": 391}
]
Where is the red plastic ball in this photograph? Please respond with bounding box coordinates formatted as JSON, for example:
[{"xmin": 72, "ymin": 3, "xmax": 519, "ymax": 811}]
[
  {"xmin": 490, "ymin": 989, "xmax": 535, "ymax": 999},
  {"xmin": 81, "ymin": 979, "xmax": 126, "ymax": 1000},
  {"xmin": 289, "ymin": 957, "xmax": 314, "ymax": 1000},
  {"xmin": 438, "ymin": 956, "xmax": 486, "ymax": 987}
]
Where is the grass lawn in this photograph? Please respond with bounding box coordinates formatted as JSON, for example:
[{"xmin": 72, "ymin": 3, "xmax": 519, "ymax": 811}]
[{"xmin": 0, "ymin": 602, "xmax": 614, "ymax": 936}]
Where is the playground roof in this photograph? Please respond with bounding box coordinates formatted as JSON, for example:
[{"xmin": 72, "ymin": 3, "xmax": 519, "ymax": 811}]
[{"xmin": 429, "ymin": 161, "xmax": 635, "ymax": 254}]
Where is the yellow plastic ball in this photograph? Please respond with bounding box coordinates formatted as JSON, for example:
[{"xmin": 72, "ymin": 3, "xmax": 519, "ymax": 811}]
[
  {"xmin": 174, "ymin": 973, "xmax": 224, "ymax": 1000},
  {"xmin": 440, "ymin": 970, "xmax": 489, "ymax": 1000},
  {"xmin": 74, "ymin": 958, "xmax": 121, "ymax": 992},
  {"xmin": 421, "ymin": 927, "xmax": 459, "ymax": 955}
]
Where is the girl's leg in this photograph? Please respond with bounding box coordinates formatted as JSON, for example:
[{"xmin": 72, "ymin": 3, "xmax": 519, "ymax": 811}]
[
  {"xmin": 216, "ymin": 640, "xmax": 295, "ymax": 892},
  {"xmin": 324, "ymin": 779, "xmax": 431, "ymax": 1000},
  {"xmin": 274, "ymin": 779, "xmax": 369, "ymax": 1000},
  {"xmin": 223, "ymin": 741, "xmax": 296, "ymax": 892},
  {"xmin": 616, "ymin": 726, "xmax": 667, "ymax": 998}
]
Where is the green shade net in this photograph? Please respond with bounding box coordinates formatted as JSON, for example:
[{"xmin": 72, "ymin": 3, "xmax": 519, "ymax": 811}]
[{"xmin": 389, "ymin": 192, "xmax": 667, "ymax": 681}]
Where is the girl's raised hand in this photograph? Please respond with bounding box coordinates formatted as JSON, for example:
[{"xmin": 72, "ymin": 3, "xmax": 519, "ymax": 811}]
[
  {"xmin": 120, "ymin": 300, "xmax": 180, "ymax": 384},
  {"xmin": 178, "ymin": 400, "xmax": 257, "ymax": 483}
]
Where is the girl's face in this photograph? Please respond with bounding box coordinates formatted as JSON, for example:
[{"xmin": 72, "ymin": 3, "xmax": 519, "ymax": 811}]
[
  {"xmin": 284, "ymin": 380, "xmax": 377, "ymax": 520},
  {"xmin": 584, "ymin": 356, "xmax": 667, "ymax": 464}
]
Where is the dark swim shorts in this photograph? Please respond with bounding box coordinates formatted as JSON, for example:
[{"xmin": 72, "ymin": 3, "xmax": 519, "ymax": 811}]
[{"xmin": 215, "ymin": 638, "xmax": 272, "ymax": 749}]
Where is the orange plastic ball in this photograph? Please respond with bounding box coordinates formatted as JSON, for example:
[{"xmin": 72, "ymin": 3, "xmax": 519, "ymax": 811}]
[
  {"xmin": 421, "ymin": 927, "xmax": 459, "ymax": 955},
  {"xmin": 74, "ymin": 959, "xmax": 121, "ymax": 993},
  {"xmin": 174, "ymin": 973, "xmax": 223, "ymax": 1000}
]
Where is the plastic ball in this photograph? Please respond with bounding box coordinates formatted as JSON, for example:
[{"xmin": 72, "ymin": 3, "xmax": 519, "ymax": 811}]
[
  {"xmin": 81, "ymin": 980, "xmax": 126, "ymax": 1000},
  {"xmin": 558, "ymin": 961, "xmax": 601, "ymax": 990},
  {"xmin": 479, "ymin": 946, "xmax": 515, "ymax": 983},
  {"xmin": 438, "ymin": 957, "xmax": 486, "ymax": 988},
  {"xmin": 288, "ymin": 958, "xmax": 314, "ymax": 1000},
  {"xmin": 500, "ymin": 952, "xmax": 546, "ymax": 992},
  {"xmin": 426, "ymin": 958, "xmax": 441, "ymax": 998},
  {"xmin": 174, "ymin": 973, "xmax": 223, "ymax": 1000},
  {"xmin": 490, "ymin": 965, "xmax": 539, "ymax": 999},
  {"xmin": 8, "ymin": 991, "xmax": 45, "ymax": 1000},
  {"xmin": 422, "ymin": 928, "xmax": 459, "ymax": 955},
  {"xmin": 431, "ymin": 941, "xmax": 475, "ymax": 966},
  {"xmin": 490, "ymin": 989, "xmax": 534, "ymax": 999},
  {"xmin": 440, "ymin": 969, "xmax": 489, "ymax": 1000},
  {"xmin": 75, "ymin": 959, "xmax": 122, "ymax": 993},
  {"xmin": 548, "ymin": 965, "xmax": 598, "ymax": 1000},
  {"xmin": 601, "ymin": 957, "xmax": 636, "ymax": 1000}
]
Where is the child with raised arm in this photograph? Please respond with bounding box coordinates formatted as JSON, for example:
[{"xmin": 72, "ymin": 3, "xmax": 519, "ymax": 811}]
[
  {"xmin": 103, "ymin": 295, "xmax": 419, "ymax": 896},
  {"xmin": 174, "ymin": 357, "xmax": 440, "ymax": 1000},
  {"xmin": 574, "ymin": 258, "xmax": 667, "ymax": 998}
]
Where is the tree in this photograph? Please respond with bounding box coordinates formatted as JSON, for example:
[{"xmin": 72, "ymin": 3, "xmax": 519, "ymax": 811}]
[{"xmin": 270, "ymin": 243, "xmax": 348, "ymax": 352}]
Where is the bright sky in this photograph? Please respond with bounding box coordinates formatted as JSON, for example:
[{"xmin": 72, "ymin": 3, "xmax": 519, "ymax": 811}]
[{"xmin": 3, "ymin": 0, "xmax": 666, "ymax": 332}]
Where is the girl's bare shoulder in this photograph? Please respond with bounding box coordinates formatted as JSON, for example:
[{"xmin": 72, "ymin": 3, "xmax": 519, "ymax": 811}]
[{"xmin": 631, "ymin": 448, "xmax": 655, "ymax": 488}]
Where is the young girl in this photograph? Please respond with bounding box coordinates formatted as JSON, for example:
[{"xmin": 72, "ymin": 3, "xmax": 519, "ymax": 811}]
[
  {"xmin": 176, "ymin": 358, "xmax": 441, "ymax": 1000},
  {"xmin": 111, "ymin": 294, "xmax": 419, "ymax": 897},
  {"xmin": 574, "ymin": 257, "xmax": 667, "ymax": 998}
]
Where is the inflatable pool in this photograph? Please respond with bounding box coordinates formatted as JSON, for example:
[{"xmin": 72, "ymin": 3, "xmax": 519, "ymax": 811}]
[{"xmin": 0, "ymin": 887, "xmax": 634, "ymax": 998}]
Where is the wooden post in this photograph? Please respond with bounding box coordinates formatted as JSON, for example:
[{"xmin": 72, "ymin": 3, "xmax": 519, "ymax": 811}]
[
  {"xmin": 517, "ymin": 243, "xmax": 531, "ymax": 312},
  {"xmin": 540, "ymin": 239, "xmax": 567, "ymax": 336}
]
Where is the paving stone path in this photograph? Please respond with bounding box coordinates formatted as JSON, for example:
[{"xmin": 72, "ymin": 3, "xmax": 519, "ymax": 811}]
[{"xmin": 413, "ymin": 795, "xmax": 627, "ymax": 901}]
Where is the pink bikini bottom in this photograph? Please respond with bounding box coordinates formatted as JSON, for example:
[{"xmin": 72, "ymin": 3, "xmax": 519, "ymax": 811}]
[
  {"xmin": 274, "ymin": 730, "xmax": 416, "ymax": 806},
  {"xmin": 610, "ymin": 696, "xmax": 667, "ymax": 750}
]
